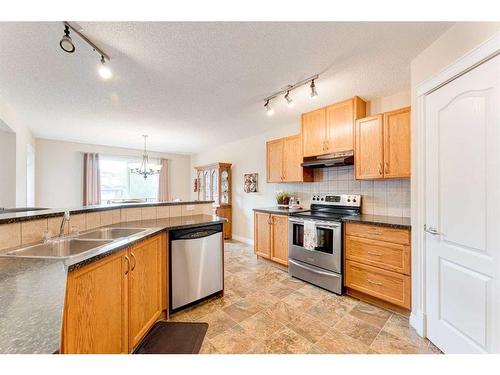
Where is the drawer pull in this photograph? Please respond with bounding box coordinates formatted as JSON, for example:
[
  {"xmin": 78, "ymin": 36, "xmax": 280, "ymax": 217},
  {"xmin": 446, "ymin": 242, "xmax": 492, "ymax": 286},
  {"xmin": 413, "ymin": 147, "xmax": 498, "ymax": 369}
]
[
  {"xmin": 367, "ymin": 230, "xmax": 382, "ymax": 235},
  {"xmin": 367, "ymin": 279, "xmax": 383, "ymax": 286},
  {"xmin": 367, "ymin": 252, "xmax": 383, "ymax": 256}
]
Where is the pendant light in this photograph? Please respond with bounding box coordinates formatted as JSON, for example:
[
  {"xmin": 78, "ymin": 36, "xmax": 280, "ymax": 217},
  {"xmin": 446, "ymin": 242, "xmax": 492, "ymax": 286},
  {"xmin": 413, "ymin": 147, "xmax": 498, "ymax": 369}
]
[{"xmin": 130, "ymin": 135, "xmax": 162, "ymax": 180}]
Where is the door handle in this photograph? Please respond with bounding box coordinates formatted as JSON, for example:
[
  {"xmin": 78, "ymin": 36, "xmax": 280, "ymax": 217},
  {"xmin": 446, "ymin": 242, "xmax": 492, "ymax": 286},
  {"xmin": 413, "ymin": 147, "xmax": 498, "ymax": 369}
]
[
  {"xmin": 424, "ymin": 225, "xmax": 442, "ymax": 236},
  {"xmin": 378, "ymin": 163, "xmax": 383, "ymax": 175},
  {"xmin": 124, "ymin": 255, "xmax": 130, "ymax": 275},
  {"xmin": 130, "ymin": 252, "xmax": 137, "ymax": 271}
]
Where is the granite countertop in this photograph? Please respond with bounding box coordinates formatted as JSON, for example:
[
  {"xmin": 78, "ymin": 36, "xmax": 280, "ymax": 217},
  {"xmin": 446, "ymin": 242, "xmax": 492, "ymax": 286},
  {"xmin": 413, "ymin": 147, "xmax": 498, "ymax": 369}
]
[
  {"xmin": 253, "ymin": 207, "xmax": 308, "ymax": 215},
  {"xmin": 0, "ymin": 214, "xmax": 225, "ymax": 353},
  {"xmin": 0, "ymin": 257, "xmax": 67, "ymax": 354},
  {"xmin": 342, "ymin": 214, "xmax": 411, "ymax": 229},
  {"xmin": 0, "ymin": 200, "xmax": 214, "ymax": 225}
]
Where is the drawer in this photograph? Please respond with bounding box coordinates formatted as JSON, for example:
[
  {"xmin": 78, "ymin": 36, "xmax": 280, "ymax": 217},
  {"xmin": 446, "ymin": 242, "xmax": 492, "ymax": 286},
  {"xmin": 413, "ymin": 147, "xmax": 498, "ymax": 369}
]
[
  {"xmin": 345, "ymin": 236, "xmax": 410, "ymax": 275},
  {"xmin": 345, "ymin": 260, "xmax": 411, "ymax": 309},
  {"xmin": 345, "ymin": 223, "xmax": 410, "ymax": 245}
]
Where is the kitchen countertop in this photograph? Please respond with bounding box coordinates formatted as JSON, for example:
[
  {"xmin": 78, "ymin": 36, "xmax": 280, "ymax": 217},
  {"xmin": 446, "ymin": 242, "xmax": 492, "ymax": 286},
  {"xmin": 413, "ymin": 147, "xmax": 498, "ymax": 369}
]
[
  {"xmin": 253, "ymin": 207, "xmax": 411, "ymax": 229},
  {"xmin": 0, "ymin": 257, "xmax": 67, "ymax": 354},
  {"xmin": 253, "ymin": 207, "xmax": 308, "ymax": 215},
  {"xmin": 342, "ymin": 214, "xmax": 411, "ymax": 230},
  {"xmin": 0, "ymin": 200, "xmax": 214, "ymax": 225},
  {"xmin": 0, "ymin": 214, "xmax": 225, "ymax": 353}
]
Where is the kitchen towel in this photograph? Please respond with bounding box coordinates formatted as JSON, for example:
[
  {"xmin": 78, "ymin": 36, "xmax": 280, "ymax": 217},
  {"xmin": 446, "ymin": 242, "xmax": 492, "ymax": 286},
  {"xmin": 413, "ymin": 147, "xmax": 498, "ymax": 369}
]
[{"xmin": 303, "ymin": 220, "xmax": 317, "ymax": 250}]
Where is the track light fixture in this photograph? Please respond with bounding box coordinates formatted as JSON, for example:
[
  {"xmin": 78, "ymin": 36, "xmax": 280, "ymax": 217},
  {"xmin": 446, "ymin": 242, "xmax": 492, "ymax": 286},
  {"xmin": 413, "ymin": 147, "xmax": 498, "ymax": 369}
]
[
  {"xmin": 60, "ymin": 21, "xmax": 112, "ymax": 81},
  {"xmin": 264, "ymin": 100, "xmax": 275, "ymax": 116},
  {"xmin": 59, "ymin": 25, "xmax": 75, "ymax": 53},
  {"xmin": 284, "ymin": 90, "xmax": 294, "ymax": 107},
  {"xmin": 263, "ymin": 74, "xmax": 319, "ymax": 116},
  {"xmin": 310, "ymin": 79, "xmax": 318, "ymax": 99}
]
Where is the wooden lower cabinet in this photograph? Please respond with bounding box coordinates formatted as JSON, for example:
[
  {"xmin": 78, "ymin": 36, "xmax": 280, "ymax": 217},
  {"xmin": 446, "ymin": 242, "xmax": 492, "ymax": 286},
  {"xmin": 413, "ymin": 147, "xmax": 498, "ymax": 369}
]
[
  {"xmin": 344, "ymin": 223, "xmax": 411, "ymax": 311},
  {"xmin": 254, "ymin": 211, "xmax": 288, "ymax": 266},
  {"xmin": 62, "ymin": 233, "xmax": 166, "ymax": 354},
  {"xmin": 63, "ymin": 250, "xmax": 129, "ymax": 354},
  {"xmin": 216, "ymin": 206, "xmax": 232, "ymax": 240},
  {"xmin": 128, "ymin": 235, "xmax": 163, "ymax": 349}
]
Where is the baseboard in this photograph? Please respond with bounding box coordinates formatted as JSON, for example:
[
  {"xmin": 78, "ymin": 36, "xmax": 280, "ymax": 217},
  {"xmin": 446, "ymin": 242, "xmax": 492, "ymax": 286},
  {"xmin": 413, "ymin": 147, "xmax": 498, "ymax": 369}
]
[
  {"xmin": 230, "ymin": 234, "xmax": 254, "ymax": 246},
  {"xmin": 410, "ymin": 310, "xmax": 426, "ymax": 337}
]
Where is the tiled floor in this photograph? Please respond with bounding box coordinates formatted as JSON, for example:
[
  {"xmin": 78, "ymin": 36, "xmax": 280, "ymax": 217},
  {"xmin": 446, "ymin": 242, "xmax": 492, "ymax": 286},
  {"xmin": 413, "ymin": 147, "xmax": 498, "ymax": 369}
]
[{"xmin": 170, "ymin": 240, "xmax": 441, "ymax": 354}]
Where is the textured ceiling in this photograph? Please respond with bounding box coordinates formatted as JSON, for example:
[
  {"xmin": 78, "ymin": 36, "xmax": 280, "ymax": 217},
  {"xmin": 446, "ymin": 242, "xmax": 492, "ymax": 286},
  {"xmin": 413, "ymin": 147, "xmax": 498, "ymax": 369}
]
[{"xmin": 0, "ymin": 22, "xmax": 452, "ymax": 154}]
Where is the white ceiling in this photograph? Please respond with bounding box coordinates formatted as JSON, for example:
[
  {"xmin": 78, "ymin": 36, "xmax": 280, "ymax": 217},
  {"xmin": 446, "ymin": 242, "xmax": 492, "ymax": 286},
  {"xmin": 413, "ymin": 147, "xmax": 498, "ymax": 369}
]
[{"xmin": 0, "ymin": 22, "xmax": 452, "ymax": 154}]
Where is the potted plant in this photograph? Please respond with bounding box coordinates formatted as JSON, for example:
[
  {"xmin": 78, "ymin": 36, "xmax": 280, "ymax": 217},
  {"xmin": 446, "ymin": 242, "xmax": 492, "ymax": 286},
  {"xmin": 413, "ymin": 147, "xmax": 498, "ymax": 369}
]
[{"xmin": 275, "ymin": 190, "xmax": 291, "ymax": 207}]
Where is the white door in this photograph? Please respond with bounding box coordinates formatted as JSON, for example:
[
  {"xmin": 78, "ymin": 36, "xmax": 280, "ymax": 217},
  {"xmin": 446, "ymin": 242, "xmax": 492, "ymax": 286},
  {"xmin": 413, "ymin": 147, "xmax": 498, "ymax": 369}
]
[{"xmin": 425, "ymin": 54, "xmax": 500, "ymax": 353}]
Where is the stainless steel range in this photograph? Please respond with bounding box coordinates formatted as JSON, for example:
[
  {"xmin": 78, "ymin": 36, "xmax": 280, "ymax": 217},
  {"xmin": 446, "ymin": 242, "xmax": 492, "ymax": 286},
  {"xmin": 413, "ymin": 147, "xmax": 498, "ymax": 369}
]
[{"xmin": 288, "ymin": 194, "xmax": 361, "ymax": 294}]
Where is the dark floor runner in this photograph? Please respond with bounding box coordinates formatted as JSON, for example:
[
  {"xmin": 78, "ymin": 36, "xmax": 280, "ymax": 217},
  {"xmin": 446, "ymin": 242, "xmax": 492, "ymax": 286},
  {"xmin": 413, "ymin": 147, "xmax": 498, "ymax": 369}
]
[{"xmin": 133, "ymin": 321, "xmax": 209, "ymax": 354}]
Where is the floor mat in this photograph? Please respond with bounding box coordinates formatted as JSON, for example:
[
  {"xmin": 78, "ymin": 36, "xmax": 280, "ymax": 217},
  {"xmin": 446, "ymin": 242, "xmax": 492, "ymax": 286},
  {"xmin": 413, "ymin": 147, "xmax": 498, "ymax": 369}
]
[{"xmin": 133, "ymin": 321, "xmax": 209, "ymax": 354}]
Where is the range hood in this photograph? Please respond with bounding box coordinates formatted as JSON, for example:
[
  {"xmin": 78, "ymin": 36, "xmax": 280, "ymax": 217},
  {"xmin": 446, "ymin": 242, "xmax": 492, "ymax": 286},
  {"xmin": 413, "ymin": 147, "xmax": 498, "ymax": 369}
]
[{"xmin": 301, "ymin": 151, "xmax": 354, "ymax": 169}]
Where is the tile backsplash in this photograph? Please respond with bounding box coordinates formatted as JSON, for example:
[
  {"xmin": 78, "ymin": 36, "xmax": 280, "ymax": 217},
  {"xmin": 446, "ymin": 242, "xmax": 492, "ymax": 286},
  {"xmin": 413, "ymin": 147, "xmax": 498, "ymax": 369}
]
[{"xmin": 275, "ymin": 165, "xmax": 410, "ymax": 217}]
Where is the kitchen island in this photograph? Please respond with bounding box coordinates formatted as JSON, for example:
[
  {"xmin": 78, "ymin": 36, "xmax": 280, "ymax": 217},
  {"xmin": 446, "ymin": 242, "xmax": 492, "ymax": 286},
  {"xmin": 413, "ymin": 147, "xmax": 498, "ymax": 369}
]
[{"xmin": 0, "ymin": 213, "xmax": 226, "ymax": 354}]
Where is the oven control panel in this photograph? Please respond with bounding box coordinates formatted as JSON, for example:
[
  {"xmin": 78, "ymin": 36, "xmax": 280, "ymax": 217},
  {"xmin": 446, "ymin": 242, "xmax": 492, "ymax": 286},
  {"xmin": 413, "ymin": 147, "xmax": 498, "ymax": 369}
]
[{"xmin": 310, "ymin": 194, "xmax": 361, "ymax": 207}]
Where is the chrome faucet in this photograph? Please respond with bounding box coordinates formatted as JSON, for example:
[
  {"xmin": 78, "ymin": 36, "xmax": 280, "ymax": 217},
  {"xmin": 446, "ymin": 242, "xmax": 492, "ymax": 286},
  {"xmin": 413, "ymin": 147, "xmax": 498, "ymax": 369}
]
[{"xmin": 59, "ymin": 211, "xmax": 70, "ymax": 237}]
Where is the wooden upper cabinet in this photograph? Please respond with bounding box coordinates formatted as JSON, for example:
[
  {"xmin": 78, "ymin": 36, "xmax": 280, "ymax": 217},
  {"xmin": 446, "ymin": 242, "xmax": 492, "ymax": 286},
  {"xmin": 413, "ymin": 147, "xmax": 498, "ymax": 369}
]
[
  {"xmin": 254, "ymin": 212, "xmax": 271, "ymax": 258},
  {"xmin": 302, "ymin": 108, "xmax": 327, "ymax": 157},
  {"xmin": 355, "ymin": 115, "xmax": 384, "ymax": 179},
  {"xmin": 302, "ymin": 97, "xmax": 366, "ymax": 157},
  {"xmin": 326, "ymin": 97, "xmax": 366, "ymax": 153},
  {"xmin": 383, "ymin": 107, "xmax": 411, "ymax": 178},
  {"xmin": 267, "ymin": 138, "xmax": 284, "ymax": 182},
  {"xmin": 63, "ymin": 250, "xmax": 129, "ymax": 354},
  {"xmin": 267, "ymin": 134, "xmax": 313, "ymax": 183},
  {"xmin": 354, "ymin": 107, "xmax": 411, "ymax": 180},
  {"xmin": 128, "ymin": 235, "xmax": 163, "ymax": 349}
]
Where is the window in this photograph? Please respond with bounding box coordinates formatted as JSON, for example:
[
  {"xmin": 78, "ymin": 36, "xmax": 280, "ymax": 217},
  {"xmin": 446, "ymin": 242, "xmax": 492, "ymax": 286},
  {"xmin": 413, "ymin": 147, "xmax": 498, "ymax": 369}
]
[{"xmin": 99, "ymin": 155, "xmax": 160, "ymax": 202}]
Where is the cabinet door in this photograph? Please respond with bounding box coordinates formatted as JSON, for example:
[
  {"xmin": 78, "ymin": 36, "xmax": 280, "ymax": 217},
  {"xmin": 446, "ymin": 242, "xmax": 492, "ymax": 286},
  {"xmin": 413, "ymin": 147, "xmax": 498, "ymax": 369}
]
[
  {"xmin": 383, "ymin": 107, "xmax": 411, "ymax": 178},
  {"xmin": 302, "ymin": 108, "xmax": 327, "ymax": 157},
  {"xmin": 128, "ymin": 235, "xmax": 162, "ymax": 349},
  {"xmin": 283, "ymin": 134, "xmax": 304, "ymax": 182},
  {"xmin": 254, "ymin": 212, "xmax": 271, "ymax": 258},
  {"xmin": 63, "ymin": 250, "xmax": 129, "ymax": 354},
  {"xmin": 326, "ymin": 99, "xmax": 354, "ymax": 153},
  {"xmin": 270, "ymin": 214, "xmax": 288, "ymax": 266},
  {"xmin": 266, "ymin": 138, "xmax": 284, "ymax": 182},
  {"xmin": 355, "ymin": 115, "xmax": 384, "ymax": 179},
  {"xmin": 216, "ymin": 206, "xmax": 232, "ymax": 240}
]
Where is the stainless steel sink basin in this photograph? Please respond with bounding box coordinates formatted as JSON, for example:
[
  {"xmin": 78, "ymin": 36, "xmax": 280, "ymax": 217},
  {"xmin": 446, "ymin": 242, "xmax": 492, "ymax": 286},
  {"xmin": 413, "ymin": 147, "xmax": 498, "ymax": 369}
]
[
  {"xmin": 76, "ymin": 227, "xmax": 148, "ymax": 240},
  {"xmin": 6, "ymin": 239, "xmax": 112, "ymax": 258}
]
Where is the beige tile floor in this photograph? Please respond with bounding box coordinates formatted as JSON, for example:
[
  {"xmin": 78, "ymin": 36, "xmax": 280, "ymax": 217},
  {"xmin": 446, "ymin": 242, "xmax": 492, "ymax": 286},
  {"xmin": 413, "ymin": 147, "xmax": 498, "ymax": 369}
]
[{"xmin": 170, "ymin": 240, "xmax": 441, "ymax": 354}]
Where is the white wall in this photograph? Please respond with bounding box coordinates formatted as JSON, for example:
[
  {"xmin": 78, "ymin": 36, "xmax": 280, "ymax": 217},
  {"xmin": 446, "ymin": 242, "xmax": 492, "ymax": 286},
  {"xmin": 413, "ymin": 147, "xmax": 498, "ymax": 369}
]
[
  {"xmin": 0, "ymin": 128, "xmax": 16, "ymax": 208},
  {"xmin": 409, "ymin": 22, "xmax": 500, "ymax": 335},
  {"xmin": 35, "ymin": 139, "xmax": 192, "ymax": 208},
  {"xmin": 0, "ymin": 98, "xmax": 36, "ymax": 207},
  {"xmin": 191, "ymin": 91, "xmax": 411, "ymax": 243}
]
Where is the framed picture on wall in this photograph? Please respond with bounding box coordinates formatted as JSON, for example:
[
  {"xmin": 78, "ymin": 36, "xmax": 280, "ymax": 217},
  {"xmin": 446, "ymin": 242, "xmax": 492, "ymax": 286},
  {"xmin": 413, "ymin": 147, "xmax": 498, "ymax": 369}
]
[{"xmin": 244, "ymin": 173, "xmax": 258, "ymax": 193}]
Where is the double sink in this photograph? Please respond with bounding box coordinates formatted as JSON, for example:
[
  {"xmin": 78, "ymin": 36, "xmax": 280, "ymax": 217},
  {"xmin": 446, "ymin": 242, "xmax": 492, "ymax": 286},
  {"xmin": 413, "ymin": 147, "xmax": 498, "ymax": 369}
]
[{"xmin": 5, "ymin": 227, "xmax": 149, "ymax": 259}]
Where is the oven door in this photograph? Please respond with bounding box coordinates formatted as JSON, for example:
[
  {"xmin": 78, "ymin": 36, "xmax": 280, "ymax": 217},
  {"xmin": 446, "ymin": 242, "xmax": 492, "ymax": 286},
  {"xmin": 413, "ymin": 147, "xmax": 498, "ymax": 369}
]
[{"xmin": 288, "ymin": 217, "xmax": 342, "ymax": 273}]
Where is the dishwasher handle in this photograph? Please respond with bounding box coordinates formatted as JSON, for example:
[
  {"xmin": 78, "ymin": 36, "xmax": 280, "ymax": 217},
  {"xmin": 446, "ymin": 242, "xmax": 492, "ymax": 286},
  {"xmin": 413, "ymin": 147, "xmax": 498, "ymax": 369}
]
[{"xmin": 171, "ymin": 224, "xmax": 223, "ymax": 241}]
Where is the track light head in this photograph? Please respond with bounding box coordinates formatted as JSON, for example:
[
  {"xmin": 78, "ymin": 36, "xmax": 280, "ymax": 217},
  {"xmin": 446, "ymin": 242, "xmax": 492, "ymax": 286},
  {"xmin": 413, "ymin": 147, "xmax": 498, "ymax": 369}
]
[
  {"xmin": 60, "ymin": 25, "xmax": 75, "ymax": 53},
  {"xmin": 264, "ymin": 100, "xmax": 274, "ymax": 116},
  {"xmin": 98, "ymin": 55, "xmax": 113, "ymax": 80},
  {"xmin": 284, "ymin": 91, "xmax": 294, "ymax": 107},
  {"xmin": 310, "ymin": 79, "xmax": 318, "ymax": 99}
]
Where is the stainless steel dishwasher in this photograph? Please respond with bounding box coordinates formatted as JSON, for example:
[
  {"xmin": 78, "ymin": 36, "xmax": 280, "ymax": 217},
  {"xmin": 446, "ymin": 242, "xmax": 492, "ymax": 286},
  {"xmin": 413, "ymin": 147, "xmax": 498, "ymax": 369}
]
[{"xmin": 169, "ymin": 224, "xmax": 223, "ymax": 313}]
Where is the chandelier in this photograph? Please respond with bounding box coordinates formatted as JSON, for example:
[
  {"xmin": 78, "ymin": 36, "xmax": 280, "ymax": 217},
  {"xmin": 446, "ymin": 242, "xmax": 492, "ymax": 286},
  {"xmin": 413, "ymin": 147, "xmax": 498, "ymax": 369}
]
[{"xmin": 130, "ymin": 135, "xmax": 162, "ymax": 180}]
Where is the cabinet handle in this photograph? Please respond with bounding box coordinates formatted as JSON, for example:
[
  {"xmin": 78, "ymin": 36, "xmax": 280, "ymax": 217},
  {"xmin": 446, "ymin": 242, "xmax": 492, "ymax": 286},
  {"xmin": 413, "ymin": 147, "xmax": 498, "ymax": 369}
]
[
  {"xmin": 325, "ymin": 140, "xmax": 329, "ymax": 151},
  {"xmin": 378, "ymin": 163, "xmax": 383, "ymax": 175},
  {"xmin": 124, "ymin": 255, "xmax": 130, "ymax": 275},
  {"xmin": 367, "ymin": 230, "xmax": 382, "ymax": 235},
  {"xmin": 367, "ymin": 279, "xmax": 383, "ymax": 286},
  {"xmin": 130, "ymin": 252, "xmax": 137, "ymax": 271},
  {"xmin": 367, "ymin": 251, "xmax": 383, "ymax": 256}
]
